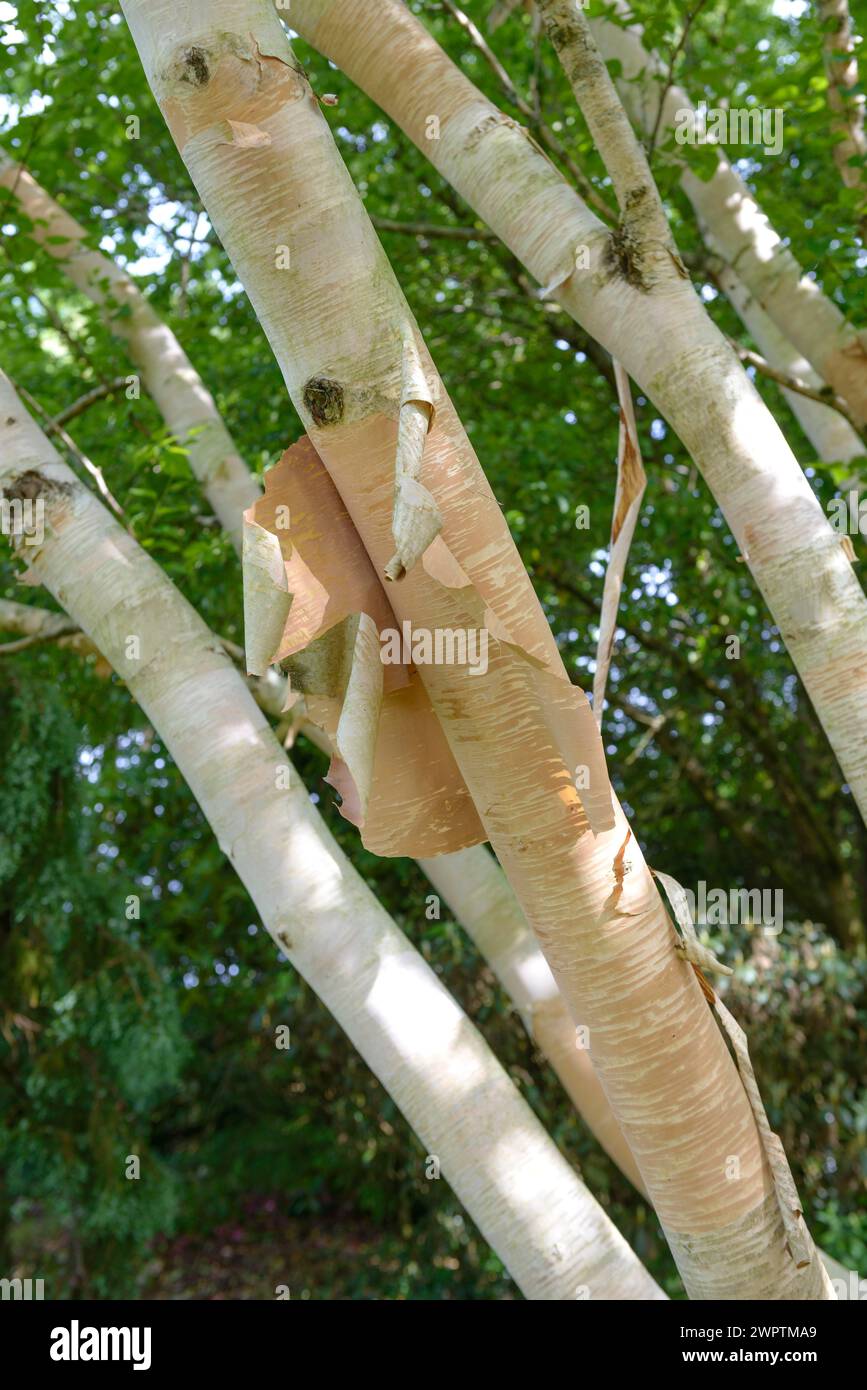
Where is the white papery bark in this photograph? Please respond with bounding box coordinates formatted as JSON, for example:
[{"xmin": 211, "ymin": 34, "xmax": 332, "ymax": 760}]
[
  {"xmin": 0, "ymin": 150, "xmax": 259, "ymax": 550},
  {"xmin": 0, "ymin": 370, "xmax": 663, "ymax": 1302},
  {"xmin": 587, "ymin": 0, "xmax": 867, "ymax": 425},
  {"xmin": 5, "ymin": 586, "xmax": 852, "ymax": 1295},
  {"xmin": 122, "ymin": 0, "xmax": 833, "ymax": 1298},
  {"xmin": 714, "ymin": 264, "xmax": 865, "ymax": 465}
]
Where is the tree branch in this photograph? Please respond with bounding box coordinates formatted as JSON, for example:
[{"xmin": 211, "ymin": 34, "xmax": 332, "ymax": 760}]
[
  {"xmin": 537, "ymin": 0, "xmax": 675, "ymax": 254},
  {"xmin": 371, "ymin": 215, "xmax": 496, "ymax": 241},
  {"xmin": 436, "ymin": 0, "xmax": 617, "ymax": 222},
  {"xmin": 728, "ymin": 339, "xmax": 866, "ymax": 441},
  {"xmin": 51, "ymin": 377, "xmax": 131, "ymax": 428},
  {"xmin": 10, "ymin": 380, "xmax": 127, "ymax": 520}
]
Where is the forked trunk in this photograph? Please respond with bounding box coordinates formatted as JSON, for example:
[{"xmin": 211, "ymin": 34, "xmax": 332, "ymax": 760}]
[{"xmin": 0, "ymin": 371, "xmax": 662, "ymax": 1301}]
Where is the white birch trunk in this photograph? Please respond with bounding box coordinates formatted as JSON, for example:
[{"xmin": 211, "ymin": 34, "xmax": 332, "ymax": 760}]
[
  {"xmin": 7, "ymin": 587, "xmax": 853, "ymax": 1294},
  {"xmin": 121, "ymin": 0, "xmax": 833, "ymax": 1298},
  {"xmin": 0, "ymin": 370, "xmax": 663, "ymax": 1302},
  {"xmin": 0, "ymin": 151, "xmax": 260, "ymax": 550},
  {"xmin": 586, "ymin": 0, "xmax": 867, "ymax": 424},
  {"xmin": 714, "ymin": 264, "xmax": 865, "ymax": 465},
  {"xmin": 286, "ymin": 0, "xmax": 867, "ymax": 833}
]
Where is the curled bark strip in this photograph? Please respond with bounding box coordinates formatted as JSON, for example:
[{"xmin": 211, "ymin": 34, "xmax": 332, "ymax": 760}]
[
  {"xmin": 592, "ymin": 361, "xmax": 646, "ymax": 725},
  {"xmin": 384, "ymin": 403, "xmax": 440, "ymax": 581},
  {"xmin": 327, "ymin": 613, "xmax": 383, "ymax": 824},
  {"xmin": 653, "ymin": 867, "xmax": 821, "ymax": 1276},
  {"xmin": 385, "ymin": 344, "xmax": 441, "ymax": 581},
  {"xmin": 286, "ymin": 613, "xmax": 384, "ymax": 826},
  {"xmin": 713, "ymin": 998, "xmax": 816, "ymax": 1272},
  {"xmin": 242, "ymin": 518, "xmax": 291, "ymax": 676},
  {"xmin": 243, "ymin": 434, "xmax": 484, "ymax": 857},
  {"xmin": 218, "ymin": 118, "xmax": 272, "ymax": 148},
  {"xmin": 652, "ymin": 868, "xmax": 733, "ymax": 980}
]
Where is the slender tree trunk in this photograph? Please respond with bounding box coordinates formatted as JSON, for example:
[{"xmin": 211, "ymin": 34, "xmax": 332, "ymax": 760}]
[
  {"xmin": 586, "ymin": 0, "xmax": 867, "ymax": 423},
  {"xmin": 420, "ymin": 845, "xmax": 646, "ymax": 1194},
  {"xmin": 286, "ymin": 0, "xmax": 867, "ymax": 836},
  {"xmin": 819, "ymin": 0, "xmax": 867, "ymax": 208},
  {"xmin": 0, "ymin": 150, "xmax": 259, "ymax": 550},
  {"xmin": 713, "ymin": 263, "xmax": 865, "ymax": 466},
  {"xmin": 122, "ymin": 0, "xmax": 833, "ymax": 1298},
  {"xmin": 0, "ymin": 370, "xmax": 663, "ymax": 1302}
]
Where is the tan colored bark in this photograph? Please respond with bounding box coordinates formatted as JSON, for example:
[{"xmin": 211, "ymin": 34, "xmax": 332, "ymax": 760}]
[
  {"xmin": 7, "ymin": 588, "xmax": 853, "ymax": 1294},
  {"xmin": 122, "ymin": 0, "xmax": 833, "ymax": 1298},
  {"xmin": 592, "ymin": 361, "xmax": 646, "ymax": 723},
  {"xmin": 287, "ymin": 0, "xmax": 867, "ymax": 835},
  {"xmin": 420, "ymin": 845, "xmax": 646, "ymax": 1194},
  {"xmin": 0, "ymin": 370, "xmax": 664, "ymax": 1302},
  {"xmin": 244, "ymin": 435, "xmax": 484, "ymax": 858},
  {"xmin": 0, "ymin": 149, "xmax": 260, "ymax": 550}
]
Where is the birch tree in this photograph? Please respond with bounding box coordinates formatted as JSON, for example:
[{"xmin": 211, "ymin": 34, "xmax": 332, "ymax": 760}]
[
  {"xmin": 0, "ymin": 149, "xmax": 260, "ymax": 550},
  {"xmin": 286, "ymin": 0, "xmax": 867, "ymax": 834},
  {"xmin": 2, "ymin": 576, "xmax": 857, "ymax": 1295},
  {"xmin": 0, "ymin": 158, "xmax": 655, "ymax": 1176},
  {"xmin": 0, "ymin": 581, "xmax": 645, "ymax": 1192},
  {"xmin": 585, "ymin": 0, "xmax": 867, "ymax": 422},
  {"xmin": 0, "ymin": 369, "xmax": 664, "ymax": 1302},
  {"xmin": 121, "ymin": 0, "xmax": 833, "ymax": 1298},
  {"xmin": 712, "ymin": 264, "xmax": 866, "ymax": 467}
]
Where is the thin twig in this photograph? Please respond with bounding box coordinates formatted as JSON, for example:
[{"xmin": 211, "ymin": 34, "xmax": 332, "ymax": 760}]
[
  {"xmin": 728, "ymin": 338, "xmax": 866, "ymax": 440},
  {"xmin": 51, "ymin": 377, "xmax": 130, "ymax": 428},
  {"xmin": 372, "ymin": 215, "xmax": 496, "ymax": 241},
  {"xmin": 436, "ymin": 0, "xmax": 617, "ymax": 222},
  {"xmin": 11, "ymin": 380, "xmax": 128, "ymax": 519},
  {"xmin": 647, "ymin": 0, "xmax": 710, "ymax": 163},
  {"xmin": 625, "ymin": 711, "xmax": 668, "ymax": 764},
  {"xmin": 0, "ymin": 624, "xmax": 79, "ymax": 655},
  {"xmin": 0, "ymin": 598, "xmax": 244, "ymax": 670}
]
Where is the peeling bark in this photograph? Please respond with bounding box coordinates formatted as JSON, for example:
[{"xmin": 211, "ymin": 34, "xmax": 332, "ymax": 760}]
[{"xmin": 286, "ymin": 0, "xmax": 867, "ymax": 838}]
